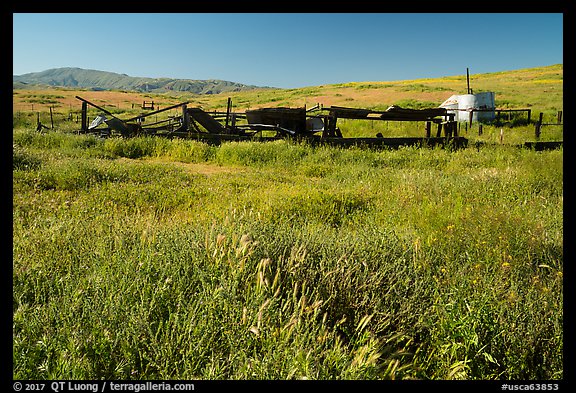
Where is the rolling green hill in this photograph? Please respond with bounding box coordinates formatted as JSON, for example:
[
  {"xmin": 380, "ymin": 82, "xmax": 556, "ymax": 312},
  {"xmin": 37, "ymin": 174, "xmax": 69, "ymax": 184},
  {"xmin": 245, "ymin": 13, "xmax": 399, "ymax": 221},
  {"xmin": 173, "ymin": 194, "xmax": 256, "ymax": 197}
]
[{"xmin": 13, "ymin": 67, "xmax": 271, "ymax": 94}]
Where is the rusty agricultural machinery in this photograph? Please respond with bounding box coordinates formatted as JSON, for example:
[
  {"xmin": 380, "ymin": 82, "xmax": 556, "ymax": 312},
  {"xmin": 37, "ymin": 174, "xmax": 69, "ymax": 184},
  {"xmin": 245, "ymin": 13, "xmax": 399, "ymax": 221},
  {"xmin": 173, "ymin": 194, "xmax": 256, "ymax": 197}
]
[{"xmin": 76, "ymin": 95, "xmax": 467, "ymax": 149}]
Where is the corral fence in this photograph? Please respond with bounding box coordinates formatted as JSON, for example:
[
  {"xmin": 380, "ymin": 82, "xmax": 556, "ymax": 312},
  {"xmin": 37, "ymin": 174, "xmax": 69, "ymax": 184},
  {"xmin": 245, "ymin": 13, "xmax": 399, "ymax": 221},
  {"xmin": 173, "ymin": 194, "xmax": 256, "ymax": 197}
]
[
  {"xmin": 13, "ymin": 103, "xmax": 180, "ymax": 132},
  {"xmin": 534, "ymin": 111, "xmax": 563, "ymax": 139},
  {"xmin": 457, "ymin": 109, "xmax": 563, "ymax": 140}
]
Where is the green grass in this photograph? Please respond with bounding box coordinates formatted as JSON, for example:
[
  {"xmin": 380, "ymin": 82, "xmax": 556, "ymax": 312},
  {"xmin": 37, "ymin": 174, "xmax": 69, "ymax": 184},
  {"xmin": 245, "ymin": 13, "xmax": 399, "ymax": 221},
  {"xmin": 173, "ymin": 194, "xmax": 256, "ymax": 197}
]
[{"xmin": 13, "ymin": 129, "xmax": 562, "ymax": 380}]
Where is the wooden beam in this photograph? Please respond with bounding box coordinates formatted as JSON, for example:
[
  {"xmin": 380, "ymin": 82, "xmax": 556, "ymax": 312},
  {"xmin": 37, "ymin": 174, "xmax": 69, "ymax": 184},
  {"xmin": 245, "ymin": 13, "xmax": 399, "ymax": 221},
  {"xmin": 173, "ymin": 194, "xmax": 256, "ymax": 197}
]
[
  {"xmin": 125, "ymin": 102, "xmax": 189, "ymax": 122},
  {"xmin": 81, "ymin": 102, "xmax": 88, "ymax": 132}
]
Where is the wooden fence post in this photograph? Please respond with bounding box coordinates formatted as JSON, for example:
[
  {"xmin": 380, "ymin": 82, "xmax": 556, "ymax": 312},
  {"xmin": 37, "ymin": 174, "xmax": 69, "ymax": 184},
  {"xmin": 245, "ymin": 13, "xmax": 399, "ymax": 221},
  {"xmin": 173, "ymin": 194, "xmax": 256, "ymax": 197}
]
[
  {"xmin": 444, "ymin": 122, "xmax": 450, "ymax": 138},
  {"xmin": 81, "ymin": 102, "xmax": 88, "ymax": 132},
  {"xmin": 535, "ymin": 112, "xmax": 543, "ymax": 139},
  {"xmin": 425, "ymin": 121, "xmax": 431, "ymax": 138},
  {"xmin": 225, "ymin": 97, "xmax": 232, "ymax": 129},
  {"xmin": 181, "ymin": 104, "xmax": 188, "ymax": 131},
  {"xmin": 557, "ymin": 110, "xmax": 562, "ymax": 124}
]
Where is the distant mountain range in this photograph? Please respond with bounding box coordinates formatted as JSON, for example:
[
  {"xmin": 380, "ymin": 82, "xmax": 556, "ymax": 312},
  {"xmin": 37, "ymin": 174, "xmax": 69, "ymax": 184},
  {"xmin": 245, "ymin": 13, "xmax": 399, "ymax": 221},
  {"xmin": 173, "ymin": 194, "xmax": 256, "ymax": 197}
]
[{"xmin": 12, "ymin": 67, "xmax": 271, "ymax": 94}]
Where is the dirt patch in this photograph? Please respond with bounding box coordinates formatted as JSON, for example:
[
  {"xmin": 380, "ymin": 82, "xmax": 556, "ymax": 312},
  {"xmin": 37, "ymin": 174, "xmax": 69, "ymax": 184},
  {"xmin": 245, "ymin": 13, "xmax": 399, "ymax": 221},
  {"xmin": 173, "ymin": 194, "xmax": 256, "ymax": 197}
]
[
  {"xmin": 142, "ymin": 158, "xmax": 246, "ymax": 176},
  {"xmin": 12, "ymin": 88, "xmax": 185, "ymax": 113}
]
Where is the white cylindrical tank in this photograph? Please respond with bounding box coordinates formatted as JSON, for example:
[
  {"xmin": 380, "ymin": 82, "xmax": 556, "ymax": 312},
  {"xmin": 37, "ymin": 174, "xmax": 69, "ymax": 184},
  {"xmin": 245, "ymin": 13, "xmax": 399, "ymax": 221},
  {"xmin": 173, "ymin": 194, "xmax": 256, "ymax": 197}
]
[
  {"xmin": 458, "ymin": 94, "xmax": 478, "ymax": 122},
  {"xmin": 474, "ymin": 92, "xmax": 495, "ymax": 122},
  {"xmin": 440, "ymin": 92, "xmax": 497, "ymax": 123},
  {"xmin": 439, "ymin": 95, "xmax": 459, "ymax": 121}
]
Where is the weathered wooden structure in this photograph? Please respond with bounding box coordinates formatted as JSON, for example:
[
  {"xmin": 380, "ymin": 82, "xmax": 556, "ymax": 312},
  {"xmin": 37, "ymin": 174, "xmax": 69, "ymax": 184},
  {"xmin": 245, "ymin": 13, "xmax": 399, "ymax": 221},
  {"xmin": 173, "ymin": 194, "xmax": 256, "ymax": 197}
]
[{"xmin": 76, "ymin": 96, "xmax": 467, "ymax": 149}]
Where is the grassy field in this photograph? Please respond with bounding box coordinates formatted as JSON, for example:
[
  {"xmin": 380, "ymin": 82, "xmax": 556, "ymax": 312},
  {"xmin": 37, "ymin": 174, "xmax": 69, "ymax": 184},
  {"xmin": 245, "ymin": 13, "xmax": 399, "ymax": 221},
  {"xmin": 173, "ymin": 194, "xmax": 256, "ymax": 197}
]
[
  {"xmin": 13, "ymin": 130, "xmax": 562, "ymax": 380},
  {"xmin": 13, "ymin": 64, "xmax": 563, "ymax": 380}
]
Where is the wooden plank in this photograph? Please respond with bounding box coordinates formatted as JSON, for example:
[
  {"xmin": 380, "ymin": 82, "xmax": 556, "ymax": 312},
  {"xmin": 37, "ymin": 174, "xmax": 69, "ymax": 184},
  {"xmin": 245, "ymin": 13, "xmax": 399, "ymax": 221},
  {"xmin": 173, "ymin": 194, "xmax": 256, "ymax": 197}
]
[
  {"xmin": 524, "ymin": 141, "xmax": 563, "ymax": 151},
  {"xmin": 125, "ymin": 102, "xmax": 189, "ymax": 122},
  {"xmin": 187, "ymin": 108, "xmax": 227, "ymax": 134}
]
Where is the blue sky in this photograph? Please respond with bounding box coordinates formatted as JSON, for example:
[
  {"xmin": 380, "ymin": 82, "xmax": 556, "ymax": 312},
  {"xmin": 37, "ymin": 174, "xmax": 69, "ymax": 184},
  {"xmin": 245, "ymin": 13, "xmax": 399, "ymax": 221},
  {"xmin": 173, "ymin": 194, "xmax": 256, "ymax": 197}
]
[{"xmin": 13, "ymin": 13, "xmax": 563, "ymax": 88}]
